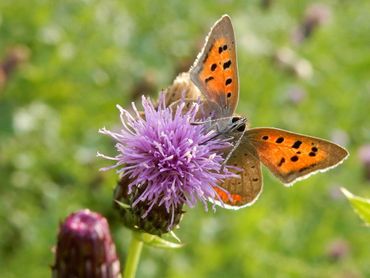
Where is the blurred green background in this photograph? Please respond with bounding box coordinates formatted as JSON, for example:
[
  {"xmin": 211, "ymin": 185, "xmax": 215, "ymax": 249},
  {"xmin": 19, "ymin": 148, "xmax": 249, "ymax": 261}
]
[{"xmin": 0, "ymin": 0, "xmax": 369, "ymax": 277}]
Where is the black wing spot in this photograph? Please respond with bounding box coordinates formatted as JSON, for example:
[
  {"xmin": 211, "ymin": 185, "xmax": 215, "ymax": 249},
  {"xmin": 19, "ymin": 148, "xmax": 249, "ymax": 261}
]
[
  {"xmin": 225, "ymin": 78, "xmax": 232, "ymax": 86},
  {"xmin": 292, "ymin": 140, "xmax": 302, "ymax": 149},
  {"xmin": 262, "ymin": 135, "xmax": 269, "ymax": 140},
  {"xmin": 218, "ymin": 46, "xmax": 223, "ymax": 53},
  {"xmin": 290, "ymin": 155, "xmax": 299, "ymax": 162},
  {"xmin": 227, "ymin": 92, "xmax": 232, "ymax": 98},
  {"xmin": 309, "ymin": 152, "xmax": 316, "ymax": 157},
  {"xmin": 223, "ymin": 60, "xmax": 232, "ymax": 70},
  {"xmin": 311, "ymin": 147, "xmax": 318, "ymax": 152},
  {"xmin": 276, "ymin": 137, "xmax": 284, "ymax": 143},
  {"xmin": 205, "ymin": 76, "xmax": 214, "ymax": 83},
  {"xmin": 278, "ymin": 157, "xmax": 285, "ymax": 167},
  {"xmin": 297, "ymin": 151, "xmax": 301, "ymax": 154},
  {"xmin": 211, "ymin": 64, "xmax": 217, "ymax": 71},
  {"xmin": 223, "ymin": 44, "xmax": 228, "ymax": 51},
  {"xmin": 252, "ymin": 178, "xmax": 258, "ymax": 182},
  {"xmin": 251, "ymin": 165, "xmax": 255, "ymax": 168}
]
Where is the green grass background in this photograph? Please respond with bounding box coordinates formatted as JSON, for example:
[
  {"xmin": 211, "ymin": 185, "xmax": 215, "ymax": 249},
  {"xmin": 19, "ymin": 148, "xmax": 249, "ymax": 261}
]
[{"xmin": 0, "ymin": 0, "xmax": 369, "ymax": 277}]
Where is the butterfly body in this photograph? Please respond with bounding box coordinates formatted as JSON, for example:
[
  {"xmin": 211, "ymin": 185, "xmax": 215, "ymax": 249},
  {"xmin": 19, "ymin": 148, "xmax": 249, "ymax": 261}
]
[
  {"xmin": 201, "ymin": 116, "xmax": 246, "ymax": 138},
  {"xmin": 169, "ymin": 15, "xmax": 349, "ymax": 209}
]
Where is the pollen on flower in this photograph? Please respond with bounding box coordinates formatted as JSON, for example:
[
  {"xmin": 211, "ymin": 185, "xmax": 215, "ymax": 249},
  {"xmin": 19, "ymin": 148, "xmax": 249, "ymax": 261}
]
[{"xmin": 98, "ymin": 94, "xmax": 237, "ymax": 231}]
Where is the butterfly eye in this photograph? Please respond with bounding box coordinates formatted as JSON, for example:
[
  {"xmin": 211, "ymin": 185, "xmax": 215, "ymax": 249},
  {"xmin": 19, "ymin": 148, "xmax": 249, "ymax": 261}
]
[
  {"xmin": 231, "ymin": 116, "xmax": 241, "ymax": 123},
  {"xmin": 230, "ymin": 117, "xmax": 246, "ymax": 132}
]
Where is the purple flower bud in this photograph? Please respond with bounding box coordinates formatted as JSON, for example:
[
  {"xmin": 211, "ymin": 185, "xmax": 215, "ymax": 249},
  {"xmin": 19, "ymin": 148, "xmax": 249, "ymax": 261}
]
[
  {"xmin": 293, "ymin": 3, "xmax": 331, "ymax": 44},
  {"xmin": 326, "ymin": 239, "xmax": 349, "ymax": 262},
  {"xmin": 52, "ymin": 209, "xmax": 121, "ymax": 278}
]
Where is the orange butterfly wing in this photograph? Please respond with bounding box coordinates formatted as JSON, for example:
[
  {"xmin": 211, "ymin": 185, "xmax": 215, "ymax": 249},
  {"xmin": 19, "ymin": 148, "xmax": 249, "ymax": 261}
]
[
  {"xmin": 246, "ymin": 128, "xmax": 349, "ymax": 185},
  {"xmin": 190, "ymin": 15, "xmax": 239, "ymax": 117},
  {"xmin": 185, "ymin": 15, "xmax": 349, "ymax": 209}
]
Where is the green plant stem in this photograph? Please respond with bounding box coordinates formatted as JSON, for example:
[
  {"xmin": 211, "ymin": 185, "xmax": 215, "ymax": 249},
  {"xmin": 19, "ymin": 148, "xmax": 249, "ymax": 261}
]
[{"xmin": 123, "ymin": 231, "xmax": 144, "ymax": 278}]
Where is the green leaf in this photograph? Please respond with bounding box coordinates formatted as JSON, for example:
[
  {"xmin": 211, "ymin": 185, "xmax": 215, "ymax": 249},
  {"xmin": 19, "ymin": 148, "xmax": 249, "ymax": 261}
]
[
  {"xmin": 134, "ymin": 232, "xmax": 184, "ymax": 249},
  {"xmin": 115, "ymin": 200, "xmax": 131, "ymax": 209},
  {"xmin": 341, "ymin": 187, "xmax": 370, "ymax": 226}
]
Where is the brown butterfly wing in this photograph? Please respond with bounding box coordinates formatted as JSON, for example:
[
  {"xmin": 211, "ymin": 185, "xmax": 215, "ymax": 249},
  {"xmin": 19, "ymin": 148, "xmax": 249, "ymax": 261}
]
[
  {"xmin": 246, "ymin": 128, "xmax": 349, "ymax": 185},
  {"xmin": 190, "ymin": 15, "xmax": 239, "ymax": 117},
  {"xmin": 213, "ymin": 138, "xmax": 263, "ymax": 209}
]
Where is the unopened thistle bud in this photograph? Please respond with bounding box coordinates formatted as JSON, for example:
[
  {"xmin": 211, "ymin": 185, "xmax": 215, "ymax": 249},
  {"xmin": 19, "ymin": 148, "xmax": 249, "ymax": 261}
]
[{"xmin": 52, "ymin": 209, "xmax": 121, "ymax": 278}]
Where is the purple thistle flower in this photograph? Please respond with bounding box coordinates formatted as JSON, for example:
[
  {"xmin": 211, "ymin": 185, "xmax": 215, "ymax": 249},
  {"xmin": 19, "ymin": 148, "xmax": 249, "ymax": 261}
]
[
  {"xmin": 98, "ymin": 95, "xmax": 236, "ymax": 227},
  {"xmin": 52, "ymin": 209, "xmax": 121, "ymax": 278}
]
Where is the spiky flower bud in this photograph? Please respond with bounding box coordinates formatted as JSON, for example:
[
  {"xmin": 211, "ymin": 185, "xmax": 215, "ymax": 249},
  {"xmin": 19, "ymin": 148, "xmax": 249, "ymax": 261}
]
[
  {"xmin": 52, "ymin": 209, "xmax": 121, "ymax": 278},
  {"xmin": 114, "ymin": 175, "xmax": 185, "ymax": 236}
]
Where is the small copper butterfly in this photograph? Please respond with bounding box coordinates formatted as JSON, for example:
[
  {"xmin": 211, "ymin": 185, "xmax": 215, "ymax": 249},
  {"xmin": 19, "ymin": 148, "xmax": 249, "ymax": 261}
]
[{"xmin": 167, "ymin": 15, "xmax": 348, "ymax": 209}]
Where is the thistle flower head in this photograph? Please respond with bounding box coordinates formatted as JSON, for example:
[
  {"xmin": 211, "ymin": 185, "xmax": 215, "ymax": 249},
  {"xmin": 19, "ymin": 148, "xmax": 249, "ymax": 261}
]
[
  {"xmin": 52, "ymin": 209, "xmax": 121, "ymax": 278},
  {"xmin": 98, "ymin": 95, "xmax": 236, "ymax": 231}
]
